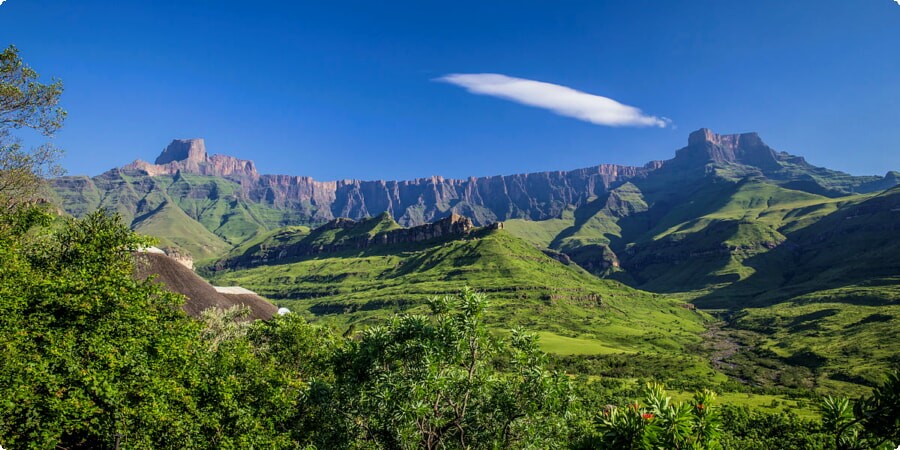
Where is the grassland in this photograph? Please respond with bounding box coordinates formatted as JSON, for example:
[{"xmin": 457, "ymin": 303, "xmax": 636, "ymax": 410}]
[
  {"xmin": 208, "ymin": 228, "xmax": 713, "ymax": 364},
  {"xmin": 132, "ymin": 201, "xmax": 231, "ymax": 258}
]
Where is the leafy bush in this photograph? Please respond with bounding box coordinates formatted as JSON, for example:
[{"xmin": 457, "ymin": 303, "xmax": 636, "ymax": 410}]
[
  {"xmin": 591, "ymin": 383, "xmax": 722, "ymax": 449},
  {"xmin": 819, "ymin": 369, "xmax": 900, "ymax": 450},
  {"xmin": 330, "ymin": 287, "xmax": 573, "ymax": 449}
]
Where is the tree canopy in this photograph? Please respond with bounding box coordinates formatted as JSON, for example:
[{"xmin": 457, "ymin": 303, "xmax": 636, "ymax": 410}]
[{"xmin": 0, "ymin": 44, "xmax": 65, "ymax": 212}]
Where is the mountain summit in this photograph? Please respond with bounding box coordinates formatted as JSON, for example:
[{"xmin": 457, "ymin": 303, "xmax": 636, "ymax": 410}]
[
  {"xmin": 124, "ymin": 138, "xmax": 258, "ymax": 179},
  {"xmin": 155, "ymin": 138, "xmax": 208, "ymax": 165},
  {"xmin": 680, "ymin": 128, "xmax": 777, "ymax": 168}
]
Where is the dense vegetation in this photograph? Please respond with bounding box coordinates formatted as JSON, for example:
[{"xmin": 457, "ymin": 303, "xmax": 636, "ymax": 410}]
[{"xmin": 1, "ymin": 208, "xmax": 898, "ymax": 448}]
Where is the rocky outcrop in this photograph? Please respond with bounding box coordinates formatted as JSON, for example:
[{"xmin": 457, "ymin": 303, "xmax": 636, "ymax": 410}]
[
  {"xmin": 155, "ymin": 138, "xmax": 208, "ymax": 165},
  {"xmin": 676, "ymin": 128, "xmax": 781, "ymax": 170},
  {"xmin": 373, "ymin": 213, "xmax": 475, "ymax": 245},
  {"xmin": 124, "ymin": 138, "xmax": 258, "ymax": 180},
  {"xmin": 565, "ymin": 244, "xmax": 620, "ymax": 276},
  {"xmin": 219, "ymin": 214, "xmax": 479, "ymax": 269},
  {"xmin": 158, "ymin": 246, "xmax": 195, "ymax": 270},
  {"xmin": 134, "ymin": 252, "xmax": 277, "ymax": 320}
]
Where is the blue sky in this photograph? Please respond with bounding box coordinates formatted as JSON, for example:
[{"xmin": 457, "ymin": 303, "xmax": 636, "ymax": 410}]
[{"xmin": 0, "ymin": 0, "xmax": 898, "ymax": 180}]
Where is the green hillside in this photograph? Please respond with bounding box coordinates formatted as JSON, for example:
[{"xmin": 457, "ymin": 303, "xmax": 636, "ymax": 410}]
[
  {"xmin": 498, "ymin": 181, "xmax": 900, "ymax": 393},
  {"xmin": 51, "ymin": 170, "xmax": 322, "ymax": 259},
  {"xmin": 132, "ymin": 200, "xmax": 230, "ymax": 258},
  {"xmin": 729, "ymin": 282, "xmax": 900, "ymax": 393},
  {"xmin": 221, "ymin": 225, "xmax": 312, "ymax": 261},
  {"xmin": 208, "ymin": 226, "xmax": 712, "ymax": 361},
  {"xmin": 48, "ymin": 131, "xmax": 899, "ymax": 396}
]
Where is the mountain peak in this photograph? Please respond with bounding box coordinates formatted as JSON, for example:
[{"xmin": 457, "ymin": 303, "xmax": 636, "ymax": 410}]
[
  {"xmin": 155, "ymin": 138, "xmax": 208, "ymax": 165},
  {"xmin": 676, "ymin": 128, "xmax": 776, "ymax": 169},
  {"xmin": 125, "ymin": 138, "xmax": 257, "ymax": 180},
  {"xmin": 687, "ymin": 128, "xmax": 762, "ymax": 149}
]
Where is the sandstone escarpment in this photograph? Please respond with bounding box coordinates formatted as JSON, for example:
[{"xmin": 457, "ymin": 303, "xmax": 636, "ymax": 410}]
[
  {"xmin": 123, "ymin": 139, "xmax": 658, "ymax": 226},
  {"xmin": 124, "ymin": 138, "xmax": 258, "ymax": 180},
  {"xmin": 62, "ymin": 129, "xmax": 898, "ymax": 234},
  {"xmin": 219, "ymin": 214, "xmax": 481, "ymax": 269}
]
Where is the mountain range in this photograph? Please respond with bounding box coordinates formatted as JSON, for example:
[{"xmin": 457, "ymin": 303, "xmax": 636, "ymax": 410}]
[
  {"xmin": 54, "ymin": 129, "xmax": 897, "ymax": 231},
  {"xmin": 50, "ymin": 128, "xmax": 900, "ymax": 394}
]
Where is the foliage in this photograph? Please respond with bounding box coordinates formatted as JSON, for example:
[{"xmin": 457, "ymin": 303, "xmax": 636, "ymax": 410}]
[
  {"xmin": 0, "ymin": 210, "xmax": 202, "ymax": 447},
  {"xmin": 592, "ymin": 382, "xmax": 722, "ymax": 449},
  {"xmin": 717, "ymin": 405, "xmax": 830, "ymax": 449},
  {"xmin": 330, "ymin": 287, "xmax": 573, "ymax": 449},
  {"xmin": 0, "ymin": 44, "xmax": 65, "ymax": 211},
  {"xmin": 0, "ymin": 210, "xmax": 315, "ymax": 448},
  {"xmin": 819, "ymin": 368, "xmax": 900, "ymax": 450}
]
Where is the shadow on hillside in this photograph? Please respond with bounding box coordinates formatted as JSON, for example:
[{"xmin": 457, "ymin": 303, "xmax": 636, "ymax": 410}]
[{"xmin": 691, "ymin": 187, "xmax": 900, "ymax": 309}]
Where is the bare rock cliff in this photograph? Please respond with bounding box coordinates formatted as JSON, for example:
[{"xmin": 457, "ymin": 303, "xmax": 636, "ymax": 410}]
[
  {"xmin": 125, "ymin": 138, "xmax": 258, "ymax": 180},
  {"xmin": 124, "ymin": 139, "xmax": 657, "ymax": 226},
  {"xmin": 219, "ymin": 214, "xmax": 479, "ymax": 269}
]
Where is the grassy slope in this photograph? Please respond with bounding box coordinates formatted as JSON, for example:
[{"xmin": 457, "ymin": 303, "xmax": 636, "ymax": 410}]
[
  {"xmin": 132, "ymin": 201, "xmax": 231, "ymax": 258},
  {"xmin": 502, "ymin": 213, "xmax": 574, "ymax": 248},
  {"xmin": 622, "ymin": 182, "xmax": 851, "ymax": 292},
  {"xmin": 684, "ymin": 187, "xmax": 899, "ymax": 393},
  {"xmin": 732, "ymin": 282, "xmax": 900, "ymax": 395},
  {"xmin": 501, "ymin": 180, "xmax": 899, "ymax": 393},
  {"xmin": 167, "ymin": 173, "xmax": 274, "ymax": 245},
  {"xmin": 52, "ymin": 171, "xmax": 325, "ymax": 259},
  {"xmin": 221, "ymin": 225, "xmax": 312, "ymax": 261},
  {"xmin": 208, "ymin": 229, "xmax": 712, "ymax": 360},
  {"xmin": 305, "ymin": 212, "xmax": 401, "ymax": 248}
]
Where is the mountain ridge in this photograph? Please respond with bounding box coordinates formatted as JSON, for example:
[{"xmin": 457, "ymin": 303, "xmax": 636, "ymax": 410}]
[{"xmin": 65, "ymin": 128, "xmax": 896, "ymax": 231}]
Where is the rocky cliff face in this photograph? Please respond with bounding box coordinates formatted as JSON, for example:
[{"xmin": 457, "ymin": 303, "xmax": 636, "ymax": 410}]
[
  {"xmin": 219, "ymin": 213, "xmax": 478, "ymax": 269},
  {"xmin": 673, "ymin": 128, "xmax": 781, "ymax": 170},
  {"xmin": 124, "ymin": 138, "xmax": 258, "ymax": 180},
  {"xmin": 122, "ymin": 139, "xmax": 658, "ymax": 226},
  {"xmin": 58, "ymin": 130, "xmax": 898, "ymax": 233}
]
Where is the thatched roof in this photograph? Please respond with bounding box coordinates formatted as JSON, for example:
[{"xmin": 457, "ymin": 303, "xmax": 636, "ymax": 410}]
[{"xmin": 134, "ymin": 252, "xmax": 277, "ymax": 320}]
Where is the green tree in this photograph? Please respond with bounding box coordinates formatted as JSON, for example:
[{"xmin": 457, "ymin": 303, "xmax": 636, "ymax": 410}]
[
  {"xmin": 0, "ymin": 44, "xmax": 66, "ymax": 212},
  {"xmin": 0, "ymin": 211, "xmax": 206, "ymax": 448},
  {"xmin": 717, "ymin": 406, "xmax": 829, "ymax": 450},
  {"xmin": 331, "ymin": 287, "xmax": 572, "ymax": 449},
  {"xmin": 594, "ymin": 383, "xmax": 723, "ymax": 449},
  {"xmin": 0, "ymin": 211, "xmax": 330, "ymax": 448},
  {"xmin": 820, "ymin": 368, "xmax": 900, "ymax": 450}
]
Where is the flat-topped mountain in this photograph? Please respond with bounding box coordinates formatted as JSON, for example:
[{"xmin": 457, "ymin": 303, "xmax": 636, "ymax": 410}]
[{"xmin": 125, "ymin": 138, "xmax": 258, "ymax": 179}]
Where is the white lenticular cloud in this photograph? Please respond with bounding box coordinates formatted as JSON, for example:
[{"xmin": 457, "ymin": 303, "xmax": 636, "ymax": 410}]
[{"xmin": 437, "ymin": 73, "xmax": 670, "ymax": 128}]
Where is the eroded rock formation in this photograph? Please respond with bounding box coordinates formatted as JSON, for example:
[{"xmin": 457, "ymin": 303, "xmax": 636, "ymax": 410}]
[
  {"xmin": 219, "ymin": 214, "xmax": 479, "ymax": 269},
  {"xmin": 122, "ymin": 139, "xmax": 658, "ymax": 226}
]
